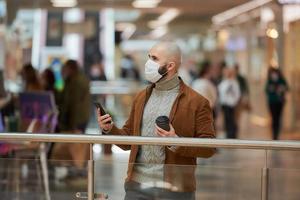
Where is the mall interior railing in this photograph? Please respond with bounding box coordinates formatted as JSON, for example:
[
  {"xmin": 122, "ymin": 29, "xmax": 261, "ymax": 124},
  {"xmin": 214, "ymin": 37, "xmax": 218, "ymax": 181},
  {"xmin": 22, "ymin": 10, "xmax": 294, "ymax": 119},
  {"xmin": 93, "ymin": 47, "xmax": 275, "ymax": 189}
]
[
  {"xmin": 90, "ymin": 80, "xmax": 146, "ymax": 95},
  {"xmin": 0, "ymin": 133, "xmax": 299, "ymax": 200}
]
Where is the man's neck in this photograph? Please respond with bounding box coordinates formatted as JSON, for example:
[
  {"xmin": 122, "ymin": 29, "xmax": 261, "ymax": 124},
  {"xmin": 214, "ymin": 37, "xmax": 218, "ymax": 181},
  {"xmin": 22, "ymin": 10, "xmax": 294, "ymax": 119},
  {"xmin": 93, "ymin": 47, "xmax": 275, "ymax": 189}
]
[{"xmin": 155, "ymin": 74, "xmax": 180, "ymax": 91}]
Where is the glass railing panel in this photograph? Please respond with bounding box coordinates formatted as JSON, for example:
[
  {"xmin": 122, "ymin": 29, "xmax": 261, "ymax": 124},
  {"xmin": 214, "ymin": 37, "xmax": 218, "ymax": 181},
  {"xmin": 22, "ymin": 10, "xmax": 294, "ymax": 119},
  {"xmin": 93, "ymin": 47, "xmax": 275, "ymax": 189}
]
[
  {"xmin": 0, "ymin": 157, "xmax": 88, "ymax": 199},
  {"xmin": 268, "ymin": 150, "xmax": 300, "ymax": 200},
  {"xmin": 1, "ymin": 144, "xmax": 299, "ymax": 199},
  {"xmin": 268, "ymin": 168, "xmax": 300, "ymax": 200},
  {"xmin": 94, "ymin": 148, "xmax": 265, "ymax": 200}
]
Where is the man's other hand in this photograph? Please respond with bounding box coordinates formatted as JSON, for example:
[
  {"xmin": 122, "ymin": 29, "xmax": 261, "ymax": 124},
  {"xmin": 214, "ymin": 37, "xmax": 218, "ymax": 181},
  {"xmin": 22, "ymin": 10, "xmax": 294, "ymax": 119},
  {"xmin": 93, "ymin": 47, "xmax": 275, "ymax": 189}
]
[{"xmin": 155, "ymin": 124, "xmax": 177, "ymax": 137}]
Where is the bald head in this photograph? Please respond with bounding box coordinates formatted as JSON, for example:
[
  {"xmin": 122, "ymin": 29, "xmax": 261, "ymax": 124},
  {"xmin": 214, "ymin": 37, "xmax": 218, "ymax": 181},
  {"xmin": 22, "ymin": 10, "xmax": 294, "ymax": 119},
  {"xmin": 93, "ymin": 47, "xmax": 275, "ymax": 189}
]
[{"xmin": 149, "ymin": 41, "xmax": 182, "ymax": 70}]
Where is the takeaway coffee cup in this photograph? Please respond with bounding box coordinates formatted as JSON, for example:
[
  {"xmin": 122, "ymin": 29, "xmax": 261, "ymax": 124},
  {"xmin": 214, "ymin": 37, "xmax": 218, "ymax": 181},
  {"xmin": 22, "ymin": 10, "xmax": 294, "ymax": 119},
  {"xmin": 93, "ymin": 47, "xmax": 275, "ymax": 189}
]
[{"xmin": 155, "ymin": 116, "xmax": 170, "ymax": 131}]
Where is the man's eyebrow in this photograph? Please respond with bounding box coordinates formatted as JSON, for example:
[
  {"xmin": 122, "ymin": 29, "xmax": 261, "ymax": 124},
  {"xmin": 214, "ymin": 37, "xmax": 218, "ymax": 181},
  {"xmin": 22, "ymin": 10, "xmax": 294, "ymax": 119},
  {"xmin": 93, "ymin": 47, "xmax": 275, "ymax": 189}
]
[{"xmin": 149, "ymin": 54, "xmax": 158, "ymax": 60}]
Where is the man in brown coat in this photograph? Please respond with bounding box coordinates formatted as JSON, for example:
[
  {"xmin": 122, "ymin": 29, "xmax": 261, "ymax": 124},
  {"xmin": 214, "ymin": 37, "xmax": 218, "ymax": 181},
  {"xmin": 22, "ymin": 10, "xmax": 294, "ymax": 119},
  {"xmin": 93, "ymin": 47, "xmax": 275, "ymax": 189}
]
[{"xmin": 97, "ymin": 42, "xmax": 215, "ymax": 200}]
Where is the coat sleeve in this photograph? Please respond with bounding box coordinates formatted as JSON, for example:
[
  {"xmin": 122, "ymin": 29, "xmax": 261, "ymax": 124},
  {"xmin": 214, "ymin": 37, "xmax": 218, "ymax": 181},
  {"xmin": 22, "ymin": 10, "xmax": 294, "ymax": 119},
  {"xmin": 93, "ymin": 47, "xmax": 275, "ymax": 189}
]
[
  {"xmin": 173, "ymin": 99, "xmax": 216, "ymax": 158},
  {"xmin": 104, "ymin": 96, "xmax": 137, "ymax": 150}
]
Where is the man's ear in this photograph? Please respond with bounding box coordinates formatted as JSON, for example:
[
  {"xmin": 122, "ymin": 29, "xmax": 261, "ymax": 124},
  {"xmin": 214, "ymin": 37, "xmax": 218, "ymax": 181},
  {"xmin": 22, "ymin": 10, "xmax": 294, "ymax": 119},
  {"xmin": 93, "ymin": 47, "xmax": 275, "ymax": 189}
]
[{"xmin": 168, "ymin": 62, "xmax": 176, "ymax": 71}]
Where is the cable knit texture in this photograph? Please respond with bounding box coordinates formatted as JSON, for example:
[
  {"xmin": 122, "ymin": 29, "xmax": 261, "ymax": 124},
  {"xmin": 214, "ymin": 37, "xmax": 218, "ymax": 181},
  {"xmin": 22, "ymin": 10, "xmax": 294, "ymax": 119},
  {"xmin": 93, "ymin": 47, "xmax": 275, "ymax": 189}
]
[{"xmin": 132, "ymin": 75, "xmax": 180, "ymax": 184}]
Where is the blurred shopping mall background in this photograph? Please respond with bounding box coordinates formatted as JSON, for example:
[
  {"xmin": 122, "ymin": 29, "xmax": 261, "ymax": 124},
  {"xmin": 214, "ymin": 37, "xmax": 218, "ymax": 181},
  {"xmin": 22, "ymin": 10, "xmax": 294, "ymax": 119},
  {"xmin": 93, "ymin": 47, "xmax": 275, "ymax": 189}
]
[{"xmin": 0, "ymin": 0, "xmax": 300, "ymax": 199}]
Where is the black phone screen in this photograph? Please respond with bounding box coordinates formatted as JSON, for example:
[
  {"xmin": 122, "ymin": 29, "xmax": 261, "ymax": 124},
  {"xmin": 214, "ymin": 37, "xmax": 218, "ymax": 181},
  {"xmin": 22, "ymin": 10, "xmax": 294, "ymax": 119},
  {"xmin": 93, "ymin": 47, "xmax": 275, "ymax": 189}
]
[{"xmin": 94, "ymin": 102, "xmax": 106, "ymax": 116}]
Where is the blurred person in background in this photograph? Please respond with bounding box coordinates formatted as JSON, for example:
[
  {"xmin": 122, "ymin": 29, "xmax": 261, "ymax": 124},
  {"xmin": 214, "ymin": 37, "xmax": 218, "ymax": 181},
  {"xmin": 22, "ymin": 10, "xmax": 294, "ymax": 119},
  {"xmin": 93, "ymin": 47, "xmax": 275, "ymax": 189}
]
[
  {"xmin": 209, "ymin": 61, "xmax": 224, "ymax": 128},
  {"xmin": 52, "ymin": 60, "xmax": 91, "ymax": 179},
  {"xmin": 265, "ymin": 67, "xmax": 288, "ymax": 140},
  {"xmin": 235, "ymin": 64, "xmax": 249, "ymax": 99},
  {"xmin": 90, "ymin": 60, "xmax": 107, "ymax": 81},
  {"xmin": 211, "ymin": 61, "xmax": 226, "ymax": 86},
  {"xmin": 40, "ymin": 68, "xmax": 60, "ymax": 160},
  {"xmin": 192, "ymin": 60, "xmax": 217, "ymax": 109},
  {"xmin": 41, "ymin": 68, "xmax": 55, "ymax": 91},
  {"xmin": 20, "ymin": 63, "xmax": 43, "ymax": 131},
  {"xmin": 40, "ymin": 68, "xmax": 61, "ymax": 105},
  {"xmin": 120, "ymin": 54, "xmax": 141, "ymax": 81},
  {"xmin": 98, "ymin": 41, "xmax": 215, "ymax": 200},
  {"xmin": 21, "ymin": 63, "xmax": 42, "ymax": 92},
  {"xmin": 234, "ymin": 63, "xmax": 251, "ymax": 127},
  {"xmin": 59, "ymin": 59, "xmax": 91, "ymax": 132},
  {"xmin": 218, "ymin": 67, "xmax": 241, "ymax": 139}
]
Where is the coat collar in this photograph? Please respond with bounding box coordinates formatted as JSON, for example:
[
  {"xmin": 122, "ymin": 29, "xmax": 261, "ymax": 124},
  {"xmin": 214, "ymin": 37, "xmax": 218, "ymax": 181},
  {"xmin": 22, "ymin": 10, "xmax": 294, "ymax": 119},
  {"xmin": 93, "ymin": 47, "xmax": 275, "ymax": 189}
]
[
  {"xmin": 144, "ymin": 77, "xmax": 187, "ymax": 123},
  {"xmin": 145, "ymin": 76, "xmax": 187, "ymax": 100}
]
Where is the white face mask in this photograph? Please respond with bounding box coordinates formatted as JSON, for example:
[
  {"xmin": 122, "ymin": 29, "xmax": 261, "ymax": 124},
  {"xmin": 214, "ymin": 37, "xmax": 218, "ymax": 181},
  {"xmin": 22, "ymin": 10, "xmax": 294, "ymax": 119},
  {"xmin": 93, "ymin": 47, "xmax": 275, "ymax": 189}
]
[{"xmin": 144, "ymin": 59, "xmax": 167, "ymax": 83}]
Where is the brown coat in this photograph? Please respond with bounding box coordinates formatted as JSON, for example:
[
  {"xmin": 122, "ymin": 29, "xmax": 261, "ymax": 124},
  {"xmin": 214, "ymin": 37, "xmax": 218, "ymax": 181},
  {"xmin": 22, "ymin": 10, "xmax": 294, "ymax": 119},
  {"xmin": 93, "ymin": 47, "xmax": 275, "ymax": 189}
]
[{"xmin": 109, "ymin": 79, "xmax": 216, "ymax": 191}]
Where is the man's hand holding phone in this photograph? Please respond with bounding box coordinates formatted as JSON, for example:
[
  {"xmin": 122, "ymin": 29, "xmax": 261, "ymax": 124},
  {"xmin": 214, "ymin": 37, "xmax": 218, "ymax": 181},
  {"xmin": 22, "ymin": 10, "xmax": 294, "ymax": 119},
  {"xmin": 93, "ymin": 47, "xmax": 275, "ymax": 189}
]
[{"xmin": 95, "ymin": 102, "xmax": 113, "ymax": 133}]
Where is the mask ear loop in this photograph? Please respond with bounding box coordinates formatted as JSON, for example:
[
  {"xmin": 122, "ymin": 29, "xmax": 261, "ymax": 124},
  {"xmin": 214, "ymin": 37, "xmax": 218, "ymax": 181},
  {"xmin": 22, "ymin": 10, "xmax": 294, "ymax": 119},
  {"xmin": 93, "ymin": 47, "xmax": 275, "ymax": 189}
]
[
  {"xmin": 155, "ymin": 64, "xmax": 168, "ymax": 83},
  {"xmin": 158, "ymin": 64, "xmax": 168, "ymax": 76}
]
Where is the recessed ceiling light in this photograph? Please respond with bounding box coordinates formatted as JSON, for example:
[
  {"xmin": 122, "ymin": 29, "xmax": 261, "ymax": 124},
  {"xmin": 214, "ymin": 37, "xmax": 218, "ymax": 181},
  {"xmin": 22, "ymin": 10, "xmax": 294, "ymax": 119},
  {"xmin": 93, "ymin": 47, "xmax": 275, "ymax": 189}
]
[
  {"xmin": 132, "ymin": 0, "xmax": 161, "ymax": 8},
  {"xmin": 51, "ymin": 0, "xmax": 77, "ymax": 8},
  {"xmin": 266, "ymin": 28, "xmax": 278, "ymax": 39},
  {"xmin": 212, "ymin": 0, "xmax": 272, "ymax": 25},
  {"xmin": 147, "ymin": 9, "xmax": 180, "ymax": 29},
  {"xmin": 150, "ymin": 26, "xmax": 168, "ymax": 38}
]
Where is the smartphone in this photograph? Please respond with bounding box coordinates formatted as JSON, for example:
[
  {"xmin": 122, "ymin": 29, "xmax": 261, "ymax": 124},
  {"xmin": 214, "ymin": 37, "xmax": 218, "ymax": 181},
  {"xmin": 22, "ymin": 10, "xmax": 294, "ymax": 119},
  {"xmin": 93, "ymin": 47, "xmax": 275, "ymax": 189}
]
[
  {"xmin": 94, "ymin": 102, "xmax": 111, "ymax": 124},
  {"xmin": 94, "ymin": 102, "xmax": 106, "ymax": 115}
]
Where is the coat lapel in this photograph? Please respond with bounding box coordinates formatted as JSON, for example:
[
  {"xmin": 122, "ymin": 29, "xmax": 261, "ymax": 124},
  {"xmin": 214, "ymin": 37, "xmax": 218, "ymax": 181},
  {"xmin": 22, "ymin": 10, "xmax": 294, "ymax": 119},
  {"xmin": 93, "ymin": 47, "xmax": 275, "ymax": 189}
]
[{"xmin": 169, "ymin": 80, "xmax": 186, "ymax": 122}]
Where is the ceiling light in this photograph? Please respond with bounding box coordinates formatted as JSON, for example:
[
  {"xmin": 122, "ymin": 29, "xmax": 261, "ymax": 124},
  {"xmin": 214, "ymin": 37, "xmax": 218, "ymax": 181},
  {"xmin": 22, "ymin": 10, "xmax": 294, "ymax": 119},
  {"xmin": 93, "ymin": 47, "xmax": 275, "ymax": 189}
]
[
  {"xmin": 148, "ymin": 8, "xmax": 180, "ymax": 29},
  {"xmin": 148, "ymin": 20, "xmax": 160, "ymax": 29},
  {"xmin": 53, "ymin": 2, "xmax": 77, "ymax": 8},
  {"xmin": 266, "ymin": 28, "xmax": 279, "ymax": 39},
  {"xmin": 149, "ymin": 26, "xmax": 168, "ymax": 39},
  {"xmin": 52, "ymin": 0, "xmax": 77, "ymax": 8},
  {"xmin": 278, "ymin": 0, "xmax": 300, "ymax": 4},
  {"xmin": 51, "ymin": 0, "xmax": 76, "ymax": 3},
  {"xmin": 116, "ymin": 23, "xmax": 136, "ymax": 39},
  {"xmin": 157, "ymin": 8, "xmax": 180, "ymax": 24},
  {"xmin": 212, "ymin": 0, "xmax": 272, "ymax": 25},
  {"xmin": 132, "ymin": 0, "xmax": 161, "ymax": 8}
]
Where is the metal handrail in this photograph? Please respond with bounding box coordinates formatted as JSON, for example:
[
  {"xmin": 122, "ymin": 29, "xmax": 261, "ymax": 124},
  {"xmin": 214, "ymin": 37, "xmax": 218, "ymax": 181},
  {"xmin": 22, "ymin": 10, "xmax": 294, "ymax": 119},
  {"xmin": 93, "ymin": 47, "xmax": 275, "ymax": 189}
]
[
  {"xmin": 90, "ymin": 80, "xmax": 145, "ymax": 95},
  {"xmin": 0, "ymin": 133, "xmax": 299, "ymax": 151}
]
